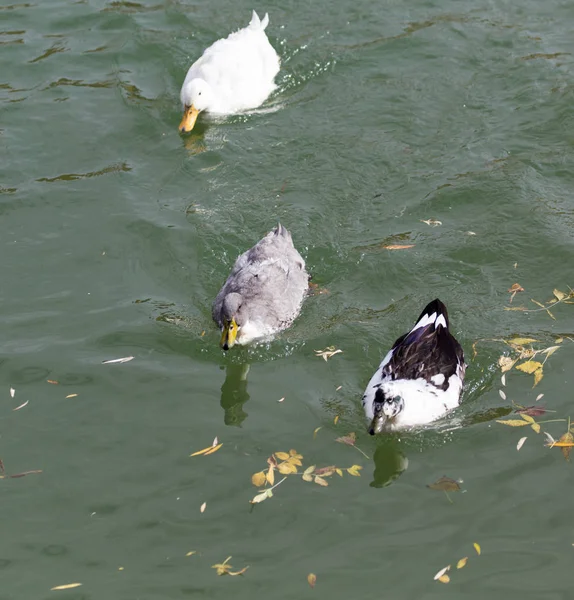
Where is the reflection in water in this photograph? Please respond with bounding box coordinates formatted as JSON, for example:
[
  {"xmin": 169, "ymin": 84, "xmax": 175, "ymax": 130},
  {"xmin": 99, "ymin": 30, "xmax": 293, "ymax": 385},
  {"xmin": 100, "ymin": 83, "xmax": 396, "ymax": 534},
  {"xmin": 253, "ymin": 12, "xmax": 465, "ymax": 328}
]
[
  {"xmin": 220, "ymin": 363, "xmax": 250, "ymax": 426},
  {"xmin": 370, "ymin": 440, "xmax": 409, "ymax": 488}
]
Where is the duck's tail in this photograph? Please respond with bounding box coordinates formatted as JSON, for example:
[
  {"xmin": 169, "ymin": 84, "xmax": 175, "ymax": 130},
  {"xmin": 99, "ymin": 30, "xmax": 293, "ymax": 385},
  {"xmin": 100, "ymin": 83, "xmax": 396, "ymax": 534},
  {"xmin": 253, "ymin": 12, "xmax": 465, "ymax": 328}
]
[
  {"xmin": 410, "ymin": 299, "xmax": 450, "ymax": 332},
  {"xmin": 274, "ymin": 222, "xmax": 291, "ymax": 239},
  {"xmin": 249, "ymin": 10, "xmax": 270, "ymax": 31}
]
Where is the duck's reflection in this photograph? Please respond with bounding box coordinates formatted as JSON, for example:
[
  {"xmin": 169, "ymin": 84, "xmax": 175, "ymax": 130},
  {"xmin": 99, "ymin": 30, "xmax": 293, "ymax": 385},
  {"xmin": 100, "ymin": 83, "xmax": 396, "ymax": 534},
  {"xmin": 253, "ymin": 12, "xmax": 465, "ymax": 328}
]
[
  {"xmin": 220, "ymin": 363, "xmax": 250, "ymax": 426},
  {"xmin": 370, "ymin": 440, "xmax": 409, "ymax": 488}
]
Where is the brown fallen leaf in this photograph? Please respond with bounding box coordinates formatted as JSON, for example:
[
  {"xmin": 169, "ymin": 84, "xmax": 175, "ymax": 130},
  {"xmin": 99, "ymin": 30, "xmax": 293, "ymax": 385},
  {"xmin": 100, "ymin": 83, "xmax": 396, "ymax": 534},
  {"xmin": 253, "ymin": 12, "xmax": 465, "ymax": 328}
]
[
  {"xmin": 508, "ymin": 283, "xmax": 524, "ymax": 303},
  {"xmin": 9, "ymin": 470, "xmax": 42, "ymax": 478},
  {"xmin": 383, "ymin": 244, "xmax": 415, "ymax": 250},
  {"xmin": 515, "ymin": 406, "xmax": 547, "ymax": 417},
  {"xmin": 427, "ymin": 476, "xmax": 461, "ymax": 492},
  {"xmin": 308, "ymin": 573, "xmax": 317, "ymax": 588},
  {"xmin": 336, "ymin": 432, "xmax": 356, "ymax": 446}
]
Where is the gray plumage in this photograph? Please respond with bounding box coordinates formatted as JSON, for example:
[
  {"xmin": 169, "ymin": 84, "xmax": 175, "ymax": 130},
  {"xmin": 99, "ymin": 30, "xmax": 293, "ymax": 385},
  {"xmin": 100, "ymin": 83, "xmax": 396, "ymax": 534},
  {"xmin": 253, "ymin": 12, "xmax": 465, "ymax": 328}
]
[{"xmin": 213, "ymin": 224, "xmax": 308, "ymax": 348}]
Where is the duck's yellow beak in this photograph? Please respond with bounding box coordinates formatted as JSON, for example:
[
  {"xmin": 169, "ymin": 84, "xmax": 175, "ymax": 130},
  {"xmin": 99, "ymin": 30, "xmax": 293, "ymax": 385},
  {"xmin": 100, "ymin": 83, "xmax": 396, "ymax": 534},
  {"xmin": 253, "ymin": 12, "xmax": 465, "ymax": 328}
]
[
  {"xmin": 220, "ymin": 318, "xmax": 238, "ymax": 351},
  {"xmin": 179, "ymin": 105, "xmax": 200, "ymax": 133}
]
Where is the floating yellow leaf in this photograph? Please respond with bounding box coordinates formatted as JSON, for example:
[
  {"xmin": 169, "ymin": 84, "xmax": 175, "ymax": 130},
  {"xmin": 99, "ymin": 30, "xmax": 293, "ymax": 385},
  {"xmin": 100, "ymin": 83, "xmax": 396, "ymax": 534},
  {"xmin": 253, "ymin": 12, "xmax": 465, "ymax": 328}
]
[
  {"xmin": 336, "ymin": 468, "xmax": 343, "ymax": 477},
  {"xmin": 457, "ymin": 557, "xmax": 468, "ymax": 569},
  {"xmin": 314, "ymin": 475, "xmax": 328, "ymax": 487},
  {"xmin": 251, "ymin": 471, "xmax": 266, "ymax": 487},
  {"xmin": 346, "ymin": 465, "xmax": 363, "ymax": 476},
  {"xmin": 553, "ymin": 289, "xmax": 566, "ymax": 301},
  {"xmin": 434, "ymin": 566, "xmax": 450, "ymax": 580},
  {"xmin": 507, "ymin": 337, "xmax": 537, "ymax": 346},
  {"xmin": 516, "ymin": 361, "xmax": 543, "ymax": 374},
  {"xmin": 274, "ymin": 451, "xmax": 290, "ymax": 460},
  {"xmin": 533, "ymin": 368, "xmax": 544, "ymax": 388},
  {"xmin": 302, "ymin": 473, "xmax": 313, "ymax": 482},
  {"xmin": 191, "ymin": 444, "xmax": 222, "ymax": 457},
  {"xmin": 51, "ymin": 583, "xmax": 82, "ymax": 590},
  {"xmin": 531, "ymin": 423, "xmax": 541, "ymax": 434},
  {"xmin": 334, "ymin": 415, "xmax": 339, "ymax": 425},
  {"xmin": 496, "ymin": 419, "xmax": 530, "ymax": 427},
  {"xmin": 277, "ymin": 461, "xmax": 298, "ymax": 475},
  {"xmin": 186, "ymin": 551, "xmax": 196, "ymax": 556},
  {"xmin": 266, "ymin": 465, "xmax": 275, "ymax": 486},
  {"xmin": 313, "ymin": 427, "xmax": 322, "ymax": 438},
  {"xmin": 438, "ymin": 574, "xmax": 450, "ymax": 584},
  {"xmin": 307, "ymin": 573, "xmax": 317, "ymax": 588},
  {"xmin": 303, "ymin": 465, "xmax": 315, "ymax": 476},
  {"xmin": 384, "ymin": 244, "xmax": 415, "ymax": 250},
  {"xmin": 203, "ymin": 443, "xmax": 223, "ymax": 456},
  {"xmin": 473, "ymin": 542, "xmax": 481, "ymax": 555},
  {"xmin": 559, "ymin": 432, "xmax": 574, "ymax": 461},
  {"xmin": 519, "ymin": 413, "xmax": 535, "ymax": 424},
  {"xmin": 65, "ymin": 394, "xmax": 78, "ymax": 398}
]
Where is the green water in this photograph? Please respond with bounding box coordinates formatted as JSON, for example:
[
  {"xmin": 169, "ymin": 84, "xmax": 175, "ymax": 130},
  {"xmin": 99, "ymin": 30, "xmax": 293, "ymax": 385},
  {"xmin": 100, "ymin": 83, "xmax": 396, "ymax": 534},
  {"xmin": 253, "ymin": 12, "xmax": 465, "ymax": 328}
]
[{"xmin": 2, "ymin": 0, "xmax": 574, "ymax": 597}]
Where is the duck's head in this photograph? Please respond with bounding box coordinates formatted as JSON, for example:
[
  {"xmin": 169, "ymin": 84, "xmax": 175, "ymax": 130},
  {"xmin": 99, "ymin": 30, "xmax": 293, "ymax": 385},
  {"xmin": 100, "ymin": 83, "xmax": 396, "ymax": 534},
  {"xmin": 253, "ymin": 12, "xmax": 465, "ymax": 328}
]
[
  {"xmin": 220, "ymin": 293, "xmax": 244, "ymax": 351},
  {"xmin": 179, "ymin": 78, "xmax": 213, "ymax": 133},
  {"xmin": 369, "ymin": 388, "xmax": 404, "ymax": 435}
]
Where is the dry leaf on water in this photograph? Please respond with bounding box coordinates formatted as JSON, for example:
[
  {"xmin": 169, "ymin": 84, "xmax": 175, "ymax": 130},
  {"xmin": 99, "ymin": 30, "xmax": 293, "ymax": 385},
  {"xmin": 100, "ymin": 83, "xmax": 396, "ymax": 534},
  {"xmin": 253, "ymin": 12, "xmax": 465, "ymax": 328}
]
[
  {"xmin": 559, "ymin": 432, "xmax": 574, "ymax": 461},
  {"xmin": 553, "ymin": 289, "xmax": 566, "ymax": 301},
  {"xmin": 499, "ymin": 356, "xmax": 516, "ymax": 373},
  {"xmin": 307, "ymin": 573, "xmax": 317, "ymax": 588},
  {"xmin": 302, "ymin": 465, "xmax": 315, "ymax": 482},
  {"xmin": 517, "ymin": 437, "xmax": 527, "ymax": 451},
  {"xmin": 65, "ymin": 394, "xmax": 78, "ymax": 398},
  {"xmin": 499, "ymin": 390, "xmax": 506, "ymax": 400},
  {"xmin": 473, "ymin": 542, "xmax": 481, "ymax": 555},
  {"xmin": 9, "ymin": 387, "xmax": 15, "ymax": 398},
  {"xmin": 13, "ymin": 400, "xmax": 28, "ymax": 411},
  {"xmin": 211, "ymin": 556, "xmax": 249, "ymax": 576},
  {"xmin": 47, "ymin": 380, "xmax": 59, "ymax": 385},
  {"xmin": 336, "ymin": 432, "xmax": 356, "ymax": 447},
  {"xmin": 346, "ymin": 465, "xmax": 363, "ymax": 477},
  {"xmin": 333, "ymin": 415, "xmax": 339, "ymax": 425},
  {"xmin": 190, "ymin": 443, "xmax": 222, "ymax": 457},
  {"xmin": 51, "ymin": 583, "xmax": 82, "ymax": 590},
  {"xmin": 200, "ymin": 502, "xmax": 206, "ymax": 513},
  {"xmin": 313, "ymin": 427, "xmax": 322, "ymax": 438},
  {"xmin": 383, "ymin": 244, "xmax": 415, "ymax": 250},
  {"xmin": 314, "ymin": 476, "xmax": 328, "ymax": 487},
  {"xmin": 437, "ymin": 574, "xmax": 450, "ymax": 584},
  {"xmin": 507, "ymin": 337, "xmax": 537, "ymax": 346},
  {"xmin": 314, "ymin": 347, "xmax": 343, "ymax": 361},
  {"xmin": 427, "ymin": 476, "xmax": 461, "ymax": 492},
  {"xmin": 508, "ymin": 283, "xmax": 524, "ymax": 303},
  {"xmin": 496, "ymin": 419, "xmax": 530, "ymax": 427},
  {"xmin": 434, "ymin": 565, "xmax": 450, "ymax": 581},
  {"xmin": 266, "ymin": 465, "xmax": 275, "ymax": 486},
  {"xmin": 515, "ymin": 406, "xmax": 547, "ymax": 417},
  {"xmin": 186, "ymin": 551, "xmax": 197, "ymax": 556},
  {"xmin": 457, "ymin": 557, "xmax": 468, "ymax": 569},
  {"xmin": 101, "ymin": 356, "xmax": 134, "ymax": 364},
  {"xmin": 516, "ymin": 360, "xmax": 543, "ymax": 374},
  {"xmin": 251, "ymin": 471, "xmax": 266, "ymax": 487}
]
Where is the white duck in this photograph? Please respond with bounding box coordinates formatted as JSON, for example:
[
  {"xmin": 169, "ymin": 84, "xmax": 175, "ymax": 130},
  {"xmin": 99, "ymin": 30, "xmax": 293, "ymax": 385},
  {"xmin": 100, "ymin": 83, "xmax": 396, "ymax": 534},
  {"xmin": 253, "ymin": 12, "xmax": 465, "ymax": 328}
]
[
  {"xmin": 362, "ymin": 299, "xmax": 466, "ymax": 434},
  {"xmin": 179, "ymin": 11, "xmax": 280, "ymax": 132}
]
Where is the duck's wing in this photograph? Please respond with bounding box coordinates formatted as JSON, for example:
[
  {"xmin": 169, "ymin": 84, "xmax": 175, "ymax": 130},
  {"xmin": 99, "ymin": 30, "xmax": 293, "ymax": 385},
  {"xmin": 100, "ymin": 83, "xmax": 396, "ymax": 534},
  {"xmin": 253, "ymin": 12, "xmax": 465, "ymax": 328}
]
[{"xmin": 381, "ymin": 299, "xmax": 465, "ymax": 390}]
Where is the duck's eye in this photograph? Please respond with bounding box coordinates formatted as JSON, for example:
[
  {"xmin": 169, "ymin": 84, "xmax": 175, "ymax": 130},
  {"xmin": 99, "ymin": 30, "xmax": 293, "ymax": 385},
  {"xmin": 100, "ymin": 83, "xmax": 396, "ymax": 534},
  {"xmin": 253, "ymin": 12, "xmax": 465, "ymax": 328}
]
[{"xmin": 198, "ymin": 91, "xmax": 202, "ymax": 96}]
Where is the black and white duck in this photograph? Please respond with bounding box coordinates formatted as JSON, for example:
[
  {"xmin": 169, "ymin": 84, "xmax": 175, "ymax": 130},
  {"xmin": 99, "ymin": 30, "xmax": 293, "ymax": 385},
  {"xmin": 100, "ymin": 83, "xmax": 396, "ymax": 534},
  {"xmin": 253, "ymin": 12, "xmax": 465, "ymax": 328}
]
[{"xmin": 362, "ymin": 299, "xmax": 466, "ymax": 434}]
